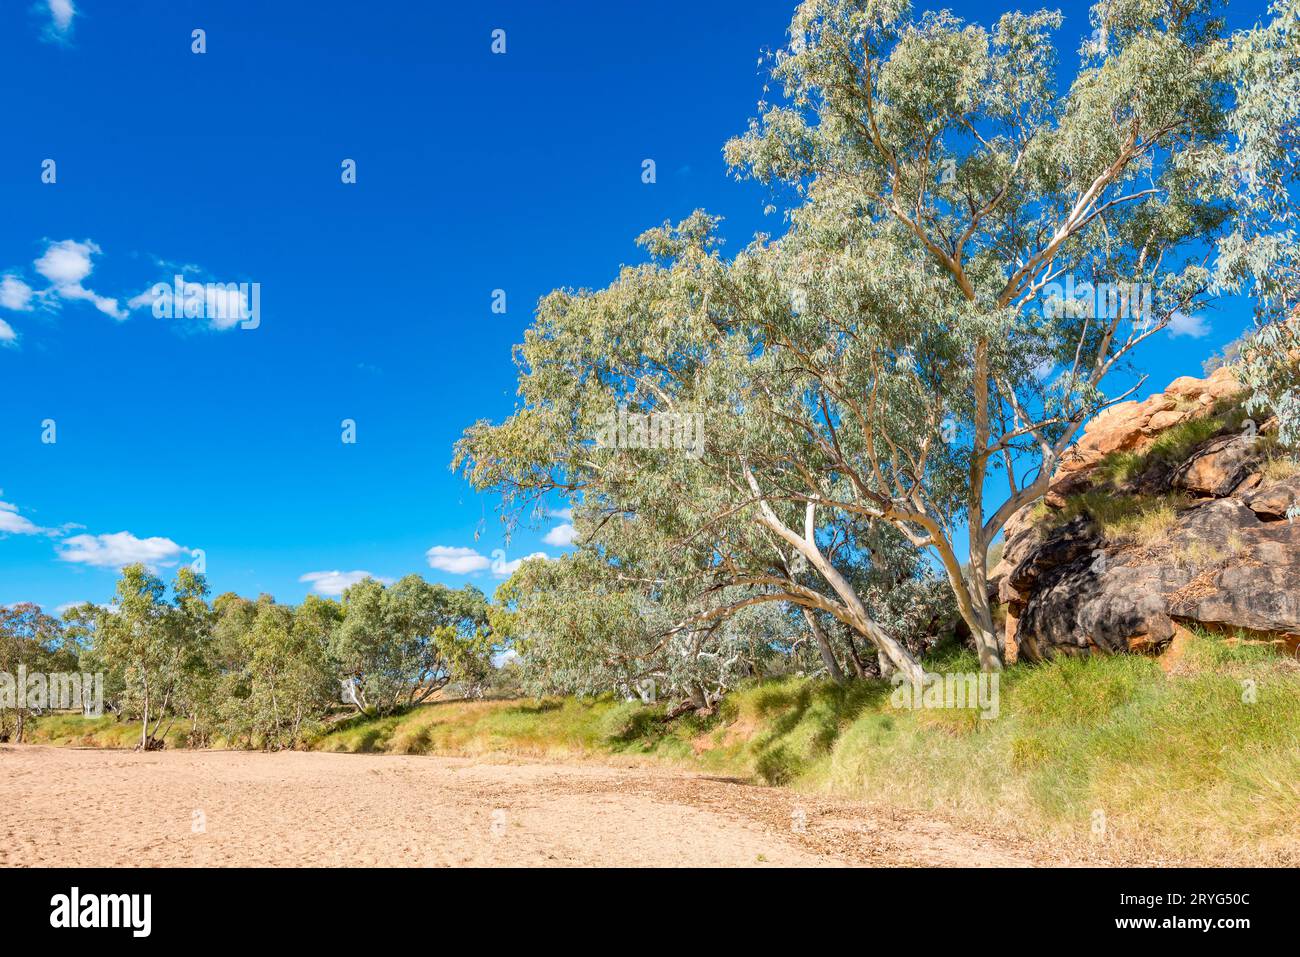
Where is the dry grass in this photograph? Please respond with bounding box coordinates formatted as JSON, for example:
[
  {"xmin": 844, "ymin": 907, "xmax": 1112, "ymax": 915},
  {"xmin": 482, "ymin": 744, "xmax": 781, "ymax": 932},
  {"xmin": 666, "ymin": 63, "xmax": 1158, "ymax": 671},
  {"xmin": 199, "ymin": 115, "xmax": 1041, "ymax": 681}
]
[
  {"xmin": 1261, "ymin": 453, "xmax": 1300, "ymax": 482},
  {"xmin": 1043, "ymin": 489, "xmax": 1186, "ymax": 546}
]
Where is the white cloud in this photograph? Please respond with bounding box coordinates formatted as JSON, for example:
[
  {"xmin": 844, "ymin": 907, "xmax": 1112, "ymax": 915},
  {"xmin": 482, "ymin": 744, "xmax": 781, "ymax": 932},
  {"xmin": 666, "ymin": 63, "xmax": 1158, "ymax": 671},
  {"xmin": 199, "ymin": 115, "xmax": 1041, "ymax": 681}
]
[
  {"xmin": 0, "ymin": 319, "xmax": 15, "ymax": 343},
  {"xmin": 126, "ymin": 288, "xmax": 156, "ymax": 311},
  {"xmin": 0, "ymin": 498, "xmax": 45, "ymax": 536},
  {"xmin": 1168, "ymin": 311, "xmax": 1210, "ymax": 340},
  {"xmin": 546, "ymin": 507, "xmax": 573, "ymax": 521},
  {"xmin": 425, "ymin": 545, "xmax": 492, "ymax": 574},
  {"xmin": 56, "ymin": 531, "xmax": 189, "ymax": 570},
  {"xmin": 202, "ymin": 284, "xmax": 253, "ymax": 331},
  {"xmin": 543, "ymin": 523, "xmax": 577, "ymax": 547},
  {"xmin": 490, "ymin": 550, "xmax": 550, "ymax": 577},
  {"xmin": 48, "ymin": 0, "xmax": 75, "ymax": 31},
  {"xmin": 56, "ymin": 282, "xmax": 125, "ymax": 319},
  {"xmin": 33, "ymin": 240, "xmax": 124, "ymax": 320},
  {"xmin": 127, "ymin": 279, "xmax": 255, "ymax": 332},
  {"xmin": 0, "ymin": 276, "xmax": 34, "ymax": 312},
  {"xmin": 299, "ymin": 570, "xmax": 390, "ymax": 596},
  {"xmin": 3, "ymin": 243, "xmax": 256, "ymax": 336},
  {"xmin": 38, "ymin": 0, "xmax": 76, "ymax": 42},
  {"xmin": 34, "ymin": 239, "xmax": 93, "ymax": 285}
]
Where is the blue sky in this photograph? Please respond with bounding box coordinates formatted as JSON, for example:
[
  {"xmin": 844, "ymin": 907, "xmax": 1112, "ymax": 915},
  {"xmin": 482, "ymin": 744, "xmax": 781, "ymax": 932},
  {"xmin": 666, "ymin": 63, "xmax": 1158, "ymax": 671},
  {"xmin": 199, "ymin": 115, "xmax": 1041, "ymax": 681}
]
[{"xmin": 0, "ymin": 0, "xmax": 1269, "ymax": 612}]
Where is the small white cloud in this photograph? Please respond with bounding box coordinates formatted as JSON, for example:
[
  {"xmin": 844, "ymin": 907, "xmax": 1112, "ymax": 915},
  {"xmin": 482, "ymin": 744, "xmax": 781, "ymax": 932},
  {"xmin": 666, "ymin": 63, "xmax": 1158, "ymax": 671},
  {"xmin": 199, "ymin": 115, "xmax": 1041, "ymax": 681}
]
[
  {"xmin": 1168, "ymin": 311, "xmax": 1210, "ymax": 340},
  {"xmin": 201, "ymin": 284, "xmax": 253, "ymax": 331},
  {"xmin": 490, "ymin": 550, "xmax": 550, "ymax": 577},
  {"xmin": 37, "ymin": 0, "xmax": 76, "ymax": 43},
  {"xmin": 56, "ymin": 531, "xmax": 189, "ymax": 570},
  {"xmin": 546, "ymin": 507, "xmax": 573, "ymax": 521},
  {"xmin": 299, "ymin": 570, "xmax": 389, "ymax": 597},
  {"xmin": 48, "ymin": 0, "xmax": 75, "ymax": 30},
  {"xmin": 34, "ymin": 239, "xmax": 94, "ymax": 285},
  {"xmin": 128, "ymin": 278, "xmax": 255, "ymax": 332},
  {"xmin": 543, "ymin": 523, "xmax": 577, "ymax": 547},
  {"xmin": 0, "ymin": 318, "xmax": 15, "ymax": 343},
  {"xmin": 425, "ymin": 545, "xmax": 491, "ymax": 574},
  {"xmin": 126, "ymin": 288, "xmax": 156, "ymax": 311},
  {"xmin": 0, "ymin": 498, "xmax": 45, "ymax": 536},
  {"xmin": 0, "ymin": 276, "xmax": 34, "ymax": 312},
  {"xmin": 33, "ymin": 240, "xmax": 124, "ymax": 320},
  {"xmin": 56, "ymin": 282, "xmax": 125, "ymax": 319}
]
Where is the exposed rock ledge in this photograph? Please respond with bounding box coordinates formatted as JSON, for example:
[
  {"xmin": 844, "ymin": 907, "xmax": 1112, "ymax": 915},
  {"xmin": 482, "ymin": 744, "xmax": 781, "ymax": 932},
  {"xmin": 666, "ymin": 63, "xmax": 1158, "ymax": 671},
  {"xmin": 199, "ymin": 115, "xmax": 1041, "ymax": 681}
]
[{"xmin": 990, "ymin": 365, "xmax": 1300, "ymax": 663}]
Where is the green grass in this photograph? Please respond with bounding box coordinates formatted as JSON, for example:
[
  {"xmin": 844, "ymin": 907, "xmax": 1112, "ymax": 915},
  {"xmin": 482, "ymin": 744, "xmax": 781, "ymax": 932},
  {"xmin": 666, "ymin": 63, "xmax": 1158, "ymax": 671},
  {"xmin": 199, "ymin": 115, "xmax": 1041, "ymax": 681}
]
[
  {"xmin": 24, "ymin": 629, "xmax": 1300, "ymax": 864},
  {"xmin": 23, "ymin": 713, "xmax": 191, "ymax": 750},
  {"xmin": 312, "ymin": 696, "xmax": 697, "ymax": 762},
  {"xmin": 1031, "ymin": 396, "xmax": 1261, "ymax": 547},
  {"xmin": 1035, "ymin": 488, "xmax": 1186, "ymax": 545}
]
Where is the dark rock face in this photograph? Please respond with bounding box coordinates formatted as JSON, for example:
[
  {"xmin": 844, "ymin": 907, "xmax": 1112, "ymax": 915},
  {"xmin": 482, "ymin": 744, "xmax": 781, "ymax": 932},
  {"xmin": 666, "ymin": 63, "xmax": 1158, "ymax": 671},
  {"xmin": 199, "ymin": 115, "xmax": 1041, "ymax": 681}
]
[
  {"xmin": 1004, "ymin": 498, "xmax": 1300, "ymax": 662},
  {"xmin": 992, "ymin": 370, "xmax": 1300, "ymax": 662}
]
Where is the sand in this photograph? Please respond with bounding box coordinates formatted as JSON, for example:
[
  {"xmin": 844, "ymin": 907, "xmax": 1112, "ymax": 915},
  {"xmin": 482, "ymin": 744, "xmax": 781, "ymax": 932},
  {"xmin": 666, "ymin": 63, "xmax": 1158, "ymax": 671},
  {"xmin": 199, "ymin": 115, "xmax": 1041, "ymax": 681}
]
[{"xmin": 0, "ymin": 745, "xmax": 1040, "ymax": 867}]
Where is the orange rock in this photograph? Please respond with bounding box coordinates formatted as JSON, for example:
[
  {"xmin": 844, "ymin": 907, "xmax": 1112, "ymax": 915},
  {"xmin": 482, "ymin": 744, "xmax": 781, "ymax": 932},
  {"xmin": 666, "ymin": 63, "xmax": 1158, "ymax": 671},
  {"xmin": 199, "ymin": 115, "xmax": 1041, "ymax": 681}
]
[
  {"xmin": 1004, "ymin": 608, "xmax": 1019, "ymax": 665},
  {"xmin": 1145, "ymin": 409, "xmax": 1189, "ymax": 432},
  {"xmin": 1158, "ymin": 622, "xmax": 1196, "ymax": 673},
  {"xmin": 1173, "ymin": 435, "xmax": 1255, "ymax": 497},
  {"xmin": 1045, "ymin": 367, "xmax": 1246, "ymax": 493}
]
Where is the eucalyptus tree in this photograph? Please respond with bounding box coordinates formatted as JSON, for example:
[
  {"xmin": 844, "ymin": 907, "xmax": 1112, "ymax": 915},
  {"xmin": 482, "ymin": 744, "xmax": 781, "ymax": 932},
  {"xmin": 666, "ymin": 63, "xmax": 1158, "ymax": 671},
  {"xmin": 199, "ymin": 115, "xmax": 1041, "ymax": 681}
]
[
  {"xmin": 61, "ymin": 602, "xmax": 122, "ymax": 716},
  {"xmin": 331, "ymin": 575, "xmax": 494, "ymax": 715},
  {"xmin": 462, "ymin": 0, "xmax": 1298, "ymax": 676},
  {"xmin": 458, "ymin": 213, "xmax": 949, "ymax": 684},
  {"xmin": 1215, "ymin": 0, "xmax": 1300, "ymax": 452},
  {"xmin": 492, "ymin": 550, "xmax": 783, "ymax": 705},
  {"xmin": 0, "ymin": 603, "xmax": 70, "ymax": 742},
  {"xmin": 216, "ymin": 594, "xmax": 336, "ymax": 748},
  {"xmin": 96, "ymin": 565, "xmax": 212, "ymax": 749},
  {"xmin": 716, "ymin": 0, "xmax": 1295, "ymax": 670}
]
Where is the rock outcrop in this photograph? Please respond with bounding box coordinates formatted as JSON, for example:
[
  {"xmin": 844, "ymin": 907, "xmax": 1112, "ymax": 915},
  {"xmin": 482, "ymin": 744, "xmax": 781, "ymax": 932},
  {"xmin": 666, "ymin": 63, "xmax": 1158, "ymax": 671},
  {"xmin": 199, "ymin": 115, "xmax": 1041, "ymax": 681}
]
[{"xmin": 991, "ymin": 366, "xmax": 1300, "ymax": 663}]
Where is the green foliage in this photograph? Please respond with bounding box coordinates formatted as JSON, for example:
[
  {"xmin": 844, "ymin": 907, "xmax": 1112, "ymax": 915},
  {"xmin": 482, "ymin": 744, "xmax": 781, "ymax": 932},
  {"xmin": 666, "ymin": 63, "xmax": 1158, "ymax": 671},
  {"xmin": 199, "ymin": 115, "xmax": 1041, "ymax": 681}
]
[
  {"xmin": 19, "ymin": 566, "xmax": 500, "ymax": 750},
  {"xmin": 491, "ymin": 550, "xmax": 781, "ymax": 704},
  {"xmin": 0, "ymin": 602, "xmax": 75, "ymax": 742},
  {"xmin": 331, "ymin": 575, "xmax": 494, "ymax": 716},
  {"xmin": 212, "ymin": 595, "xmax": 337, "ymax": 749},
  {"xmin": 93, "ymin": 565, "xmax": 213, "ymax": 748},
  {"xmin": 1211, "ymin": 0, "xmax": 1300, "ymax": 452},
  {"xmin": 456, "ymin": 0, "xmax": 1298, "ymax": 679}
]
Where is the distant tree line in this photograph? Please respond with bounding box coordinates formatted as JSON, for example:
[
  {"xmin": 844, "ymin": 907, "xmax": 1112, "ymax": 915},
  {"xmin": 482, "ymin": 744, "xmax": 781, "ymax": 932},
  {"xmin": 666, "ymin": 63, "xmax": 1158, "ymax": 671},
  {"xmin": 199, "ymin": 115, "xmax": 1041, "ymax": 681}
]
[{"xmin": 0, "ymin": 565, "xmax": 496, "ymax": 749}]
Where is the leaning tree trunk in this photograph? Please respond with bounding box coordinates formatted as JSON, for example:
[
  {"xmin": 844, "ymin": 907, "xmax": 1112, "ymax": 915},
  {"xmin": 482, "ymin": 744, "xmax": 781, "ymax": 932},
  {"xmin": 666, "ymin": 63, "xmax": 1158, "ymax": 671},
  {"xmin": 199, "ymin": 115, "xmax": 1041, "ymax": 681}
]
[
  {"xmin": 841, "ymin": 628, "xmax": 869, "ymax": 679},
  {"xmin": 877, "ymin": 649, "xmax": 897, "ymax": 680},
  {"xmin": 801, "ymin": 609, "xmax": 846, "ymax": 682}
]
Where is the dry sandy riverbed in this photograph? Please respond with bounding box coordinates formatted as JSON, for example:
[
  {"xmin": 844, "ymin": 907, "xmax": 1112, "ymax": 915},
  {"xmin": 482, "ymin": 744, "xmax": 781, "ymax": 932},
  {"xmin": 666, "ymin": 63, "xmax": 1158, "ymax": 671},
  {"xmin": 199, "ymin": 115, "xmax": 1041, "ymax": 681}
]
[{"xmin": 0, "ymin": 745, "xmax": 1045, "ymax": 867}]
